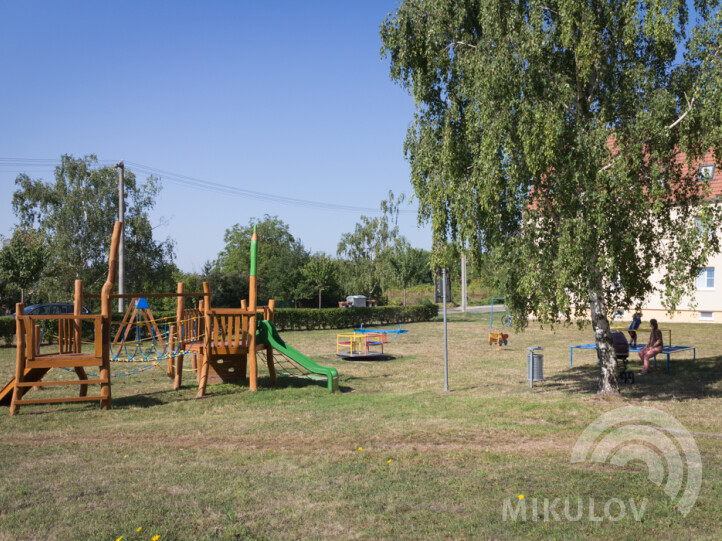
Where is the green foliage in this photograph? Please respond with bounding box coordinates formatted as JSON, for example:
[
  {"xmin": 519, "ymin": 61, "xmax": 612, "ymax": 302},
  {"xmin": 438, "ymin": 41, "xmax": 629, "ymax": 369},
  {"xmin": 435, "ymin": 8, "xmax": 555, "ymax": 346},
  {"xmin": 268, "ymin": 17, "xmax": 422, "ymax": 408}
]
[
  {"xmin": 382, "ymin": 0, "xmax": 722, "ymax": 392},
  {"xmin": 272, "ymin": 304, "xmax": 438, "ymax": 331},
  {"xmin": 337, "ymin": 191, "xmax": 405, "ymax": 298},
  {"xmin": 301, "ymin": 253, "xmax": 339, "ymax": 309},
  {"xmin": 213, "ymin": 215, "xmax": 309, "ymax": 305},
  {"xmin": 205, "ymin": 267, "xmax": 250, "ymax": 309},
  {"xmin": 0, "ymin": 316, "xmax": 14, "ymax": 346},
  {"xmin": 386, "ymin": 238, "xmax": 431, "ymax": 306},
  {"xmin": 0, "ymin": 228, "xmax": 47, "ymax": 304},
  {"xmin": 107, "ymin": 304, "xmax": 438, "ymax": 333},
  {"xmin": 11, "ymin": 155, "xmax": 176, "ymax": 304}
]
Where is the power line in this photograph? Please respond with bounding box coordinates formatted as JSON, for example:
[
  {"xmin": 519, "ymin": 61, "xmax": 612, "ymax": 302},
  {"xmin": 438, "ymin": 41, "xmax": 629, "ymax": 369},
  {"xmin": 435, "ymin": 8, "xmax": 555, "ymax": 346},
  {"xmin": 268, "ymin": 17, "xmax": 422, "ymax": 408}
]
[
  {"xmin": 0, "ymin": 157, "xmax": 416, "ymax": 216},
  {"xmin": 125, "ymin": 161, "xmax": 416, "ymax": 215}
]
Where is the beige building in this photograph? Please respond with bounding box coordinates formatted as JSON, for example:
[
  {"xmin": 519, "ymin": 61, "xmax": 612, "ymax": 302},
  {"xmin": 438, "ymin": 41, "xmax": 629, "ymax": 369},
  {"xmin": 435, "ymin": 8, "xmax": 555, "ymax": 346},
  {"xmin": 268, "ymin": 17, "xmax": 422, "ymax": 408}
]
[
  {"xmin": 622, "ymin": 154, "xmax": 721, "ymax": 323},
  {"xmin": 640, "ymin": 250, "xmax": 721, "ymax": 323}
]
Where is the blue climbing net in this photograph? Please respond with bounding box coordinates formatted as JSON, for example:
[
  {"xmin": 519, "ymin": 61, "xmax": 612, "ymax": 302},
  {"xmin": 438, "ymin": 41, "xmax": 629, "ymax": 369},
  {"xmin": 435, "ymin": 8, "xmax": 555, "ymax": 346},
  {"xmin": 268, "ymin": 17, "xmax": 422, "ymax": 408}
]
[{"xmin": 110, "ymin": 314, "xmax": 202, "ymax": 363}]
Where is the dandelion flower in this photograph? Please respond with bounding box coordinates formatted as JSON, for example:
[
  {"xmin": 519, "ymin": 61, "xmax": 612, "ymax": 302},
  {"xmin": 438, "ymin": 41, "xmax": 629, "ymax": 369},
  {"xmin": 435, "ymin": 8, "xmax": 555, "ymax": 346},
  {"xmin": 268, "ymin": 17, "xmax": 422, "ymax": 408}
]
[
  {"xmin": 387, "ymin": 459, "xmax": 393, "ymax": 463},
  {"xmin": 518, "ymin": 495, "xmax": 524, "ymax": 500},
  {"xmin": 137, "ymin": 527, "xmax": 142, "ymax": 532},
  {"xmin": 358, "ymin": 447, "xmax": 363, "ymax": 451},
  {"xmin": 152, "ymin": 536, "xmax": 161, "ymax": 541},
  {"xmin": 116, "ymin": 537, "xmax": 123, "ymax": 541}
]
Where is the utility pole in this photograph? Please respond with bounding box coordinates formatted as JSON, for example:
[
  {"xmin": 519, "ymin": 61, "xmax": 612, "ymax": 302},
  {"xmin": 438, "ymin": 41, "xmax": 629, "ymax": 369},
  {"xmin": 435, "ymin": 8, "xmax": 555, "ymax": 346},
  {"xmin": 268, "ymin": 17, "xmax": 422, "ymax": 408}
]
[
  {"xmin": 115, "ymin": 161, "xmax": 125, "ymax": 313},
  {"xmin": 442, "ymin": 267, "xmax": 449, "ymax": 392},
  {"xmin": 461, "ymin": 254, "xmax": 467, "ymax": 313}
]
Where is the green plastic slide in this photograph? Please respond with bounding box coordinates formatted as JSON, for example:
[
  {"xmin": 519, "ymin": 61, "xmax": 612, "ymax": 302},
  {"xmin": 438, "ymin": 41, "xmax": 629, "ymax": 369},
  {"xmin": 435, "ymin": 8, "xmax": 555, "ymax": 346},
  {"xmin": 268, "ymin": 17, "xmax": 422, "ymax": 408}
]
[{"xmin": 256, "ymin": 320, "xmax": 339, "ymax": 393}]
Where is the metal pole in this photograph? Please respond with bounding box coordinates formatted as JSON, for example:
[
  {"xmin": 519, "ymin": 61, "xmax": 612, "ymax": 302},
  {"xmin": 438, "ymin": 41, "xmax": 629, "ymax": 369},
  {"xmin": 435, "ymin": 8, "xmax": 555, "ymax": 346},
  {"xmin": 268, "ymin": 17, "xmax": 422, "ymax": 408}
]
[
  {"xmin": 527, "ymin": 348, "xmax": 532, "ymax": 388},
  {"xmin": 115, "ymin": 161, "xmax": 125, "ymax": 313},
  {"xmin": 461, "ymin": 254, "xmax": 467, "ymax": 313},
  {"xmin": 443, "ymin": 267, "xmax": 449, "ymax": 392}
]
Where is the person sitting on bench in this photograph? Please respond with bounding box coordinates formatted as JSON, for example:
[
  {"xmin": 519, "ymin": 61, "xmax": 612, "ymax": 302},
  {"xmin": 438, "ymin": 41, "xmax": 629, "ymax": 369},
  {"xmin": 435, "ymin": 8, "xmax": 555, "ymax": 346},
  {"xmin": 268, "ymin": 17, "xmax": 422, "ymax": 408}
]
[{"xmin": 638, "ymin": 318, "xmax": 663, "ymax": 375}]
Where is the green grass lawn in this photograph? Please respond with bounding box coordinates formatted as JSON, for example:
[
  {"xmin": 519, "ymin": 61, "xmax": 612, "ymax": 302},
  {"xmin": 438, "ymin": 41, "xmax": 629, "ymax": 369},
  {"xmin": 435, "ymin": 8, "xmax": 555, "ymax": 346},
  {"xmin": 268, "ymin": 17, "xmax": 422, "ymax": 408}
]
[{"xmin": 1, "ymin": 314, "xmax": 721, "ymax": 540}]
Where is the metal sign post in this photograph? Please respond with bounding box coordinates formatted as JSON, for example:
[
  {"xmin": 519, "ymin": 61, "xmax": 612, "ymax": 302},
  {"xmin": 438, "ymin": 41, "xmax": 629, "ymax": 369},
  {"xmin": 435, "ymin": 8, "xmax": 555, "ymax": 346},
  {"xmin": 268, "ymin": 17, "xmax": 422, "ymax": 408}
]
[{"xmin": 443, "ymin": 267, "xmax": 449, "ymax": 392}]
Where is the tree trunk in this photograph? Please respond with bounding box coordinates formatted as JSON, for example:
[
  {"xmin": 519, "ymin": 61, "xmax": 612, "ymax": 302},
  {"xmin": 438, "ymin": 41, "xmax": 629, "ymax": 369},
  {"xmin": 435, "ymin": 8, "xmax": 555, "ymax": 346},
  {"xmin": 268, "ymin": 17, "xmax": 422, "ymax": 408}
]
[
  {"xmin": 403, "ymin": 287, "xmax": 407, "ymax": 307},
  {"xmin": 589, "ymin": 283, "xmax": 619, "ymax": 395},
  {"xmin": 318, "ymin": 289, "xmax": 322, "ymax": 310}
]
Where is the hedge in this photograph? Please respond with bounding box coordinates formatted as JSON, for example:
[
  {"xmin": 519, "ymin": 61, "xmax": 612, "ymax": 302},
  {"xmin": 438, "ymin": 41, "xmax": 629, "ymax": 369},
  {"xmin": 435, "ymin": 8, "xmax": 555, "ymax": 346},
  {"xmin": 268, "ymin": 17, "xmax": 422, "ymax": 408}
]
[
  {"xmin": 0, "ymin": 317, "xmax": 14, "ymax": 346},
  {"xmin": 0, "ymin": 304, "xmax": 439, "ymax": 345},
  {"xmin": 136, "ymin": 304, "xmax": 439, "ymax": 332},
  {"xmin": 272, "ymin": 304, "xmax": 439, "ymax": 331}
]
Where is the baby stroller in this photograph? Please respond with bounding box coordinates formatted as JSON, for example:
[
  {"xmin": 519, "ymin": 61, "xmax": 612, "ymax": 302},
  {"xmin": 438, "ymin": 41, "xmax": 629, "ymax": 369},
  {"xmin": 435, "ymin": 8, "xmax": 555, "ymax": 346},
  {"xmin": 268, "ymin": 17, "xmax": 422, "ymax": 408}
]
[{"xmin": 612, "ymin": 331, "xmax": 634, "ymax": 384}]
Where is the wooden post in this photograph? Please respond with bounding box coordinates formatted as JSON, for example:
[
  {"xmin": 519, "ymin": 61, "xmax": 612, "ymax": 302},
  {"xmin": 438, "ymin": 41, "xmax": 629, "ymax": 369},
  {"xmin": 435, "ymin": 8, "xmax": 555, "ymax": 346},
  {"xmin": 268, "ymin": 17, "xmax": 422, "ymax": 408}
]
[
  {"xmin": 33, "ymin": 325, "xmax": 40, "ymax": 356},
  {"xmin": 240, "ymin": 299, "xmax": 248, "ymax": 381},
  {"xmin": 167, "ymin": 325, "xmax": 176, "ymax": 378},
  {"xmin": 114, "ymin": 299, "xmax": 139, "ymax": 344},
  {"xmin": 74, "ymin": 280, "xmax": 84, "ymax": 352},
  {"xmin": 192, "ymin": 299, "xmax": 204, "ymax": 376},
  {"xmin": 115, "ymin": 161, "xmax": 125, "ymax": 314},
  {"xmin": 31, "ymin": 325, "xmax": 42, "ymax": 392},
  {"xmin": 266, "ymin": 299, "xmax": 276, "ymax": 386},
  {"xmin": 174, "ymin": 282, "xmax": 185, "ymax": 390},
  {"xmin": 248, "ymin": 229, "xmax": 258, "ymax": 392},
  {"xmin": 100, "ymin": 221, "xmax": 122, "ymax": 409},
  {"xmin": 197, "ymin": 281, "xmax": 212, "ymax": 397},
  {"xmin": 10, "ymin": 303, "xmax": 25, "ymax": 415},
  {"xmin": 74, "ymin": 280, "xmax": 88, "ymax": 397}
]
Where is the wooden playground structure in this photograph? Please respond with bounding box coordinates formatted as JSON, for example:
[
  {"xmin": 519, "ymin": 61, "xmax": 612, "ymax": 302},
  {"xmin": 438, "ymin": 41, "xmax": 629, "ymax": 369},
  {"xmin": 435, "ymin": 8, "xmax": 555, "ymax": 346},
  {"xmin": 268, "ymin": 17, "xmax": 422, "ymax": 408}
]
[{"xmin": 1, "ymin": 222, "xmax": 336, "ymax": 415}]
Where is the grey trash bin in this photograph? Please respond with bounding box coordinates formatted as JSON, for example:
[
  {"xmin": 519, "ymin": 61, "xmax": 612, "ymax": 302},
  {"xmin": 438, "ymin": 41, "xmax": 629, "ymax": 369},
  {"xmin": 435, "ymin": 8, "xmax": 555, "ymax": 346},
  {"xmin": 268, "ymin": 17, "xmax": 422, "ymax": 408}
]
[{"xmin": 526, "ymin": 347, "xmax": 544, "ymax": 388}]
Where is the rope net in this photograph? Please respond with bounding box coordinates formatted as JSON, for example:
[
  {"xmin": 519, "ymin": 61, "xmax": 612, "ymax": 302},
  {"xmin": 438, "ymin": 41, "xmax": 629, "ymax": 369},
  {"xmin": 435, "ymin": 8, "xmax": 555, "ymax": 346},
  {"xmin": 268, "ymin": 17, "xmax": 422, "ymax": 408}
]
[
  {"xmin": 39, "ymin": 314, "xmax": 204, "ymax": 364},
  {"xmin": 257, "ymin": 349, "xmax": 326, "ymax": 382}
]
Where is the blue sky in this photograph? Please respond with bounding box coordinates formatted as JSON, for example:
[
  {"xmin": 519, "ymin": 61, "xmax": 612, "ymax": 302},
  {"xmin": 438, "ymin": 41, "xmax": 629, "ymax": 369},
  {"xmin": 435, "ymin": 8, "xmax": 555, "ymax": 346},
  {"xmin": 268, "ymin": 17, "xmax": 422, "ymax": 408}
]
[{"xmin": 0, "ymin": 0, "xmax": 427, "ymax": 272}]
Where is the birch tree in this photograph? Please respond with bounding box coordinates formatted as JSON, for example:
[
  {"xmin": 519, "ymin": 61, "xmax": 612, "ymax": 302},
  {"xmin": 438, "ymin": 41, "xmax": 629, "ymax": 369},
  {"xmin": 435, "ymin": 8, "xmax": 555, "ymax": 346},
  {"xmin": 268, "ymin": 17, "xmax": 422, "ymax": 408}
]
[{"xmin": 382, "ymin": 0, "xmax": 722, "ymax": 393}]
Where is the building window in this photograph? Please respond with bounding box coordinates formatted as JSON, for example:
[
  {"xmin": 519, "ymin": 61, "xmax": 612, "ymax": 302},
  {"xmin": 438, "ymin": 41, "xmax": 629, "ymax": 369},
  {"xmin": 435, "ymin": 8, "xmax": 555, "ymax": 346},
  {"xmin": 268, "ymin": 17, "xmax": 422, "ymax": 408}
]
[
  {"xmin": 697, "ymin": 268, "xmax": 715, "ymax": 290},
  {"xmin": 698, "ymin": 164, "xmax": 715, "ymax": 182},
  {"xmin": 699, "ymin": 311, "xmax": 714, "ymax": 321}
]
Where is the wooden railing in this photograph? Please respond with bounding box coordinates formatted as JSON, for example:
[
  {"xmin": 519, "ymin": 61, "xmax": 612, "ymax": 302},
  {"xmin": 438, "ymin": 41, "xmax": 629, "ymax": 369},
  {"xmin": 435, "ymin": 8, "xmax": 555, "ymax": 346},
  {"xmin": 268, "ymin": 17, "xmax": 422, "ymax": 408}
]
[{"xmin": 21, "ymin": 314, "xmax": 103, "ymax": 363}]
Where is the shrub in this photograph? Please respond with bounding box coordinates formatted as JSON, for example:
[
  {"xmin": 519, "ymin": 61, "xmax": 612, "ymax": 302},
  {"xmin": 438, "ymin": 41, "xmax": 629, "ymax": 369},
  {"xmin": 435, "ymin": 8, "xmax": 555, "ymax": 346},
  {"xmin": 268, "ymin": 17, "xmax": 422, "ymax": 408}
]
[
  {"xmin": 143, "ymin": 305, "xmax": 438, "ymax": 332},
  {"xmin": 0, "ymin": 317, "xmax": 14, "ymax": 346},
  {"xmin": 272, "ymin": 304, "xmax": 438, "ymax": 332}
]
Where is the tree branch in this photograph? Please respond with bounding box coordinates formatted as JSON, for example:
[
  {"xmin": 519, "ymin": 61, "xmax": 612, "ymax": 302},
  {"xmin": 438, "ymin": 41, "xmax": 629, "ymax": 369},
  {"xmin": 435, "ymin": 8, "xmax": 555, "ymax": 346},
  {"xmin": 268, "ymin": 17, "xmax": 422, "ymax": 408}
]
[
  {"xmin": 666, "ymin": 93, "xmax": 695, "ymax": 130},
  {"xmin": 667, "ymin": 39, "xmax": 721, "ymax": 130},
  {"xmin": 454, "ymin": 40, "xmax": 477, "ymax": 50}
]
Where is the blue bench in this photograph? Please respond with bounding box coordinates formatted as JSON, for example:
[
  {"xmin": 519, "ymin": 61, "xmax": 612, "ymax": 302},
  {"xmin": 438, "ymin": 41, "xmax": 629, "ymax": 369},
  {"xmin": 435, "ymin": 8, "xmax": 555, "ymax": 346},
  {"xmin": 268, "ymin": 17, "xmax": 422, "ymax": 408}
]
[{"xmin": 569, "ymin": 343, "xmax": 696, "ymax": 372}]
